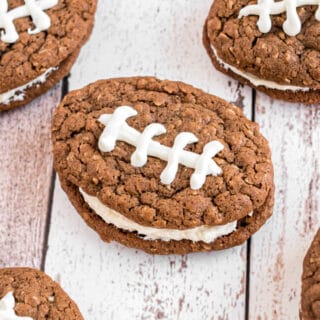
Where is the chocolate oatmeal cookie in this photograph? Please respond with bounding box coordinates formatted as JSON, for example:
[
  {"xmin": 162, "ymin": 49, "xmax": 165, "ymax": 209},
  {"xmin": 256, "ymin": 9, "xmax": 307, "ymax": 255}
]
[
  {"xmin": 52, "ymin": 77, "xmax": 274, "ymax": 254},
  {"xmin": 0, "ymin": 268, "xmax": 83, "ymax": 319},
  {"xmin": 0, "ymin": 0, "xmax": 97, "ymax": 111},
  {"xmin": 301, "ymin": 229, "xmax": 320, "ymax": 320},
  {"xmin": 204, "ymin": 0, "xmax": 320, "ymax": 104}
]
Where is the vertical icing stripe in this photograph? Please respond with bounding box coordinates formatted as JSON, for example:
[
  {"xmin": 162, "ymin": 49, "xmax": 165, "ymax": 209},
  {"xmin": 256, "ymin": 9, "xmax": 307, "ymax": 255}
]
[
  {"xmin": 239, "ymin": 0, "xmax": 320, "ymax": 36},
  {"xmin": 0, "ymin": 0, "xmax": 58, "ymax": 43},
  {"xmin": 0, "ymin": 292, "xmax": 32, "ymax": 319}
]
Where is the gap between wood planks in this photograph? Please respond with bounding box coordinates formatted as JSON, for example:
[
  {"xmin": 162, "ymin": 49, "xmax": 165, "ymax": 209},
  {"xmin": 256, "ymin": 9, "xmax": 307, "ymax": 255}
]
[
  {"xmin": 40, "ymin": 77, "xmax": 70, "ymax": 271},
  {"xmin": 245, "ymin": 88, "xmax": 256, "ymax": 320}
]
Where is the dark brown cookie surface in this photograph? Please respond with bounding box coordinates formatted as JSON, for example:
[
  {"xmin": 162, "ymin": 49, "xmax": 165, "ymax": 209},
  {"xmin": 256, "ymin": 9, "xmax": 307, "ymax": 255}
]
[
  {"xmin": 52, "ymin": 77, "xmax": 274, "ymax": 254},
  {"xmin": 0, "ymin": 0, "xmax": 97, "ymax": 110},
  {"xmin": 301, "ymin": 229, "xmax": 320, "ymax": 320},
  {"xmin": 204, "ymin": 0, "xmax": 320, "ymax": 103},
  {"xmin": 0, "ymin": 268, "xmax": 83, "ymax": 320},
  {"xmin": 0, "ymin": 49, "xmax": 80, "ymax": 112},
  {"xmin": 53, "ymin": 77, "xmax": 273, "ymax": 229}
]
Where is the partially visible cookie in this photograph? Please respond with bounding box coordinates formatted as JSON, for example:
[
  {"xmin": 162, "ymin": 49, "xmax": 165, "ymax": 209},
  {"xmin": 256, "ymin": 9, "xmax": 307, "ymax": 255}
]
[
  {"xmin": 0, "ymin": 0, "xmax": 97, "ymax": 111},
  {"xmin": 52, "ymin": 76, "xmax": 274, "ymax": 255},
  {"xmin": 203, "ymin": 0, "xmax": 320, "ymax": 104},
  {"xmin": 0, "ymin": 268, "xmax": 83, "ymax": 319},
  {"xmin": 301, "ymin": 229, "xmax": 320, "ymax": 320}
]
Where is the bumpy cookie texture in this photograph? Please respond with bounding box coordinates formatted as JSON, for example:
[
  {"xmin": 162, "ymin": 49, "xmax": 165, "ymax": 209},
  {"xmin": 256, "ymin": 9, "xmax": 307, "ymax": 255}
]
[
  {"xmin": 52, "ymin": 77, "xmax": 274, "ymax": 254},
  {"xmin": 0, "ymin": 0, "xmax": 97, "ymax": 110},
  {"xmin": 301, "ymin": 229, "xmax": 320, "ymax": 320},
  {"xmin": 204, "ymin": 0, "xmax": 320, "ymax": 104},
  {"xmin": 0, "ymin": 268, "xmax": 83, "ymax": 319},
  {"xmin": 0, "ymin": 49, "xmax": 79, "ymax": 111}
]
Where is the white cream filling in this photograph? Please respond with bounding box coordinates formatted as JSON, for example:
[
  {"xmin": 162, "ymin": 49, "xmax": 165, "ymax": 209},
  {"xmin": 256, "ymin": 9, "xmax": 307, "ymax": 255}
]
[
  {"xmin": 210, "ymin": 45, "xmax": 310, "ymax": 92},
  {"xmin": 0, "ymin": 67, "xmax": 58, "ymax": 105},
  {"xmin": 80, "ymin": 188, "xmax": 238, "ymax": 243}
]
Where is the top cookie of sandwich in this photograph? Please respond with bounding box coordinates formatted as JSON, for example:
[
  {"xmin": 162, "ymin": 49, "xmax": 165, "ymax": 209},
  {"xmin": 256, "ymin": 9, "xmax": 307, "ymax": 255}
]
[
  {"xmin": 0, "ymin": 267, "xmax": 83, "ymax": 319},
  {"xmin": 204, "ymin": 0, "xmax": 320, "ymax": 103},
  {"xmin": 301, "ymin": 229, "xmax": 320, "ymax": 320},
  {"xmin": 0, "ymin": 0, "xmax": 96, "ymax": 95},
  {"xmin": 53, "ymin": 77, "xmax": 273, "ymax": 230}
]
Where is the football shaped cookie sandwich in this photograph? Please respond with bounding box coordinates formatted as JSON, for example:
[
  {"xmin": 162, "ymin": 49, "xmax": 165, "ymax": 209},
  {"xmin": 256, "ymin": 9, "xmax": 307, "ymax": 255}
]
[
  {"xmin": 52, "ymin": 77, "xmax": 274, "ymax": 255},
  {"xmin": 301, "ymin": 229, "xmax": 320, "ymax": 320},
  {"xmin": 0, "ymin": 267, "xmax": 83, "ymax": 319},
  {"xmin": 204, "ymin": 0, "xmax": 320, "ymax": 104},
  {"xmin": 0, "ymin": 0, "xmax": 97, "ymax": 111}
]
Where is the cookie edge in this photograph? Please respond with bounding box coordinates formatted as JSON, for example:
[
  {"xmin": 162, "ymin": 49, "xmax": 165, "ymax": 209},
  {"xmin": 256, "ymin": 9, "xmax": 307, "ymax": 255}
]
[
  {"xmin": 0, "ymin": 267, "xmax": 84, "ymax": 319},
  {"xmin": 203, "ymin": 18, "xmax": 320, "ymax": 105}
]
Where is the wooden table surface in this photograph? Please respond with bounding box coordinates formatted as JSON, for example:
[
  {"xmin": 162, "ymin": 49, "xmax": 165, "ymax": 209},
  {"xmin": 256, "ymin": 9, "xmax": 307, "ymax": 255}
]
[{"xmin": 1, "ymin": 1, "xmax": 320, "ymax": 319}]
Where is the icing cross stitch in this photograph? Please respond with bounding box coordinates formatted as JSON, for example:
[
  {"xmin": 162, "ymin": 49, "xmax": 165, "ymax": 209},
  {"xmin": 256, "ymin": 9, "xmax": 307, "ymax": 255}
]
[
  {"xmin": 0, "ymin": 0, "xmax": 58, "ymax": 43},
  {"xmin": 98, "ymin": 106, "xmax": 224, "ymax": 190},
  {"xmin": 0, "ymin": 292, "xmax": 32, "ymax": 320},
  {"xmin": 239, "ymin": 0, "xmax": 320, "ymax": 36}
]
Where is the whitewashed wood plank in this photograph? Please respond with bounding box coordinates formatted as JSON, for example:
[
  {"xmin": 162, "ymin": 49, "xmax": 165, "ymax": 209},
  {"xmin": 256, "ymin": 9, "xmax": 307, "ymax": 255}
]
[
  {"xmin": 45, "ymin": 1, "xmax": 253, "ymax": 319},
  {"xmin": 0, "ymin": 84, "xmax": 61, "ymax": 268},
  {"xmin": 48, "ymin": 180, "xmax": 247, "ymax": 320},
  {"xmin": 249, "ymin": 96, "xmax": 320, "ymax": 319}
]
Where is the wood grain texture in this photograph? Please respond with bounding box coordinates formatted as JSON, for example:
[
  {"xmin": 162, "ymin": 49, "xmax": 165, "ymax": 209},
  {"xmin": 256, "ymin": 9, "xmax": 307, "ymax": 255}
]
[
  {"xmin": 44, "ymin": 1, "xmax": 252, "ymax": 319},
  {"xmin": 0, "ymin": 84, "xmax": 61, "ymax": 268},
  {"xmin": 249, "ymin": 96, "xmax": 320, "ymax": 319}
]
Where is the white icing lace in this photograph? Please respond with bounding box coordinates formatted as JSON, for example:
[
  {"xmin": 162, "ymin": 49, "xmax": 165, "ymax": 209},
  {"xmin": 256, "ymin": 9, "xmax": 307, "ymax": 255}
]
[
  {"xmin": 98, "ymin": 106, "xmax": 224, "ymax": 190},
  {"xmin": 239, "ymin": 0, "xmax": 320, "ymax": 36},
  {"xmin": 0, "ymin": 0, "xmax": 58, "ymax": 43}
]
